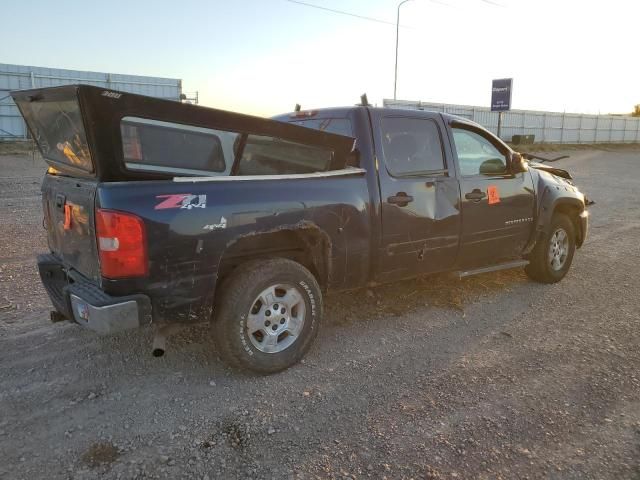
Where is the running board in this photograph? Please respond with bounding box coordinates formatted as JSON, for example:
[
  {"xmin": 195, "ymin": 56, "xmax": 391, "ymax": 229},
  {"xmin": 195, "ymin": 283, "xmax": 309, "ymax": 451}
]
[{"xmin": 455, "ymin": 260, "xmax": 529, "ymax": 279}]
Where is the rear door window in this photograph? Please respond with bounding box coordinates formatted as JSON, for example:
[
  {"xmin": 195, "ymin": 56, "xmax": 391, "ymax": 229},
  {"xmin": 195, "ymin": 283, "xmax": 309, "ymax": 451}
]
[
  {"xmin": 380, "ymin": 117, "xmax": 445, "ymax": 176},
  {"xmin": 121, "ymin": 117, "xmax": 234, "ymax": 175}
]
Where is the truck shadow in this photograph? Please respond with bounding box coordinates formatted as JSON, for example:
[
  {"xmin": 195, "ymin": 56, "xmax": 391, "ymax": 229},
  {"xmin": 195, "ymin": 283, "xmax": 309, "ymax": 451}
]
[
  {"xmin": 3, "ymin": 268, "xmax": 529, "ymax": 378},
  {"xmin": 325, "ymin": 269, "xmax": 528, "ymax": 327}
]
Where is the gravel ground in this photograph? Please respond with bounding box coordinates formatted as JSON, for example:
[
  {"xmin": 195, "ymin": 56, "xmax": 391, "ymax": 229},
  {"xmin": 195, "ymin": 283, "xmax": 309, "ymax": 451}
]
[{"xmin": 0, "ymin": 147, "xmax": 639, "ymax": 479}]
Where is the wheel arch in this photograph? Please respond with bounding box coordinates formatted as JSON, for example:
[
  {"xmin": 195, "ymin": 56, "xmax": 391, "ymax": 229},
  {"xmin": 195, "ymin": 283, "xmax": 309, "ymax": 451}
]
[
  {"xmin": 215, "ymin": 223, "xmax": 332, "ymax": 295},
  {"xmin": 553, "ymin": 200, "xmax": 585, "ymax": 247},
  {"xmin": 526, "ymin": 186, "xmax": 585, "ymax": 253}
]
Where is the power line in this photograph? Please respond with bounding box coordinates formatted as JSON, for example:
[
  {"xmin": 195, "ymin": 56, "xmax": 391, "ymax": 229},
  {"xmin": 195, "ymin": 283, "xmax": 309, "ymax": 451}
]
[
  {"xmin": 284, "ymin": 0, "xmax": 399, "ymax": 26},
  {"xmin": 284, "ymin": 0, "xmax": 503, "ymax": 27},
  {"xmin": 478, "ymin": 0, "xmax": 506, "ymax": 7}
]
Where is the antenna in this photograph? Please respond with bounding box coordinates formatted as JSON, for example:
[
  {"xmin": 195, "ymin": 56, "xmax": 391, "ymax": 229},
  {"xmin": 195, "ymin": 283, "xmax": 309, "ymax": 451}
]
[
  {"xmin": 360, "ymin": 94, "xmax": 369, "ymax": 106},
  {"xmin": 294, "ymin": 103, "xmax": 301, "ymax": 112}
]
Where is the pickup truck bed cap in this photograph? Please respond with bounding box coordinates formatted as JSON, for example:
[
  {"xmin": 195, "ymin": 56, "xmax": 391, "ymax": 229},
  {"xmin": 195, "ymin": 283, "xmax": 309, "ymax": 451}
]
[{"xmin": 12, "ymin": 84, "xmax": 358, "ymax": 182}]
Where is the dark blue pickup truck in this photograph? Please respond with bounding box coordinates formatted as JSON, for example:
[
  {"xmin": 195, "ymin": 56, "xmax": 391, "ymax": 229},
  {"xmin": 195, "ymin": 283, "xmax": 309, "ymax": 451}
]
[{"xmin": 12, "ymin": 85, "xmax": 589, "ymax": 373}]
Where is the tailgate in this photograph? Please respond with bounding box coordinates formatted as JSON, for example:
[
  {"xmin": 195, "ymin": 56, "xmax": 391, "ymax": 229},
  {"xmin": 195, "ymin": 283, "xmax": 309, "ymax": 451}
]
[{"xmin": 42, "ymin": 174, "xmax": 99, "ymax": 281}]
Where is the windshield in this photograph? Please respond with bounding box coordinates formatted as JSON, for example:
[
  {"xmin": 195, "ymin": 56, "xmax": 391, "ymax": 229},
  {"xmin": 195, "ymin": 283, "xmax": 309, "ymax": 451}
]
[{"xmin": 18, "ymin": 98, "xmax": 92, "ymax": 172}]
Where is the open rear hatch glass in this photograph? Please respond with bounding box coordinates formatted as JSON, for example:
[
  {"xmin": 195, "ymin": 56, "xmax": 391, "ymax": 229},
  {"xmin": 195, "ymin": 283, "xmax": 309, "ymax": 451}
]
[{"xmin": 13, "ymin": 87, "xmax": 94, "ymax": 175}]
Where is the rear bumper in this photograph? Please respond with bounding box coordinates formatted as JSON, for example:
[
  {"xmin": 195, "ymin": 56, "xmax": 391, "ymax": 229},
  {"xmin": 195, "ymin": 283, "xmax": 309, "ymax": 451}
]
[{"xmin": 37, "ymin": 254, "xmax": 152, "ymax": 335}]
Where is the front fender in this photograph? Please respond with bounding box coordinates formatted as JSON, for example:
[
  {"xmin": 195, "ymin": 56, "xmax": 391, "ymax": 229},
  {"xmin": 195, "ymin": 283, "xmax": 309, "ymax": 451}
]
[{"xmin": 525, "ymin": 168, "xmax": 586, "ymax": 253}]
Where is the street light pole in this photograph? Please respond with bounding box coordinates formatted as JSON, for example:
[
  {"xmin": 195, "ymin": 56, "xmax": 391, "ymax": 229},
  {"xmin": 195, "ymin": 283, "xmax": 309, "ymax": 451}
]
[{"xmin": 393, "ymin": 0, "xmax": 413, "ymax": 101}]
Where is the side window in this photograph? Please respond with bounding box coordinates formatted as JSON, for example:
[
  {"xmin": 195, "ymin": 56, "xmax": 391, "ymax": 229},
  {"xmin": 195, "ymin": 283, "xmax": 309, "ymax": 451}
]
[
  {"xmin": 452, "ymin": 128, "xmax": 507, "ymax": 176},
  {"xmin": 380, "ymin": 117, "xmax": 445, "ymax": 177},
  {"xmin": 121, "ymin": 117, "xmax": 234, "ymax": 176},
  {"xmin": 235, "ymin": 135, "xmax": 334, "ymax": 175},
  {"xmin": 121, "ymin": 117, "xmax": 338, "ymax": 177}
]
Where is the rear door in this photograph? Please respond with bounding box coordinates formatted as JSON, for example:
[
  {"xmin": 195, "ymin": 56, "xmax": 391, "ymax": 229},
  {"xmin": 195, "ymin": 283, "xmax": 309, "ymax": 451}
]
[
  {"xmin": 12, "ymin": 87, "xmax": 101, "ymax": 281},
  {"xmin": 449, "ymin": 123, "xmax": 535, "ymax": 268},
  {"xmin": 371, "ymin": 111, "xmax": 461, "ymax": 281}
]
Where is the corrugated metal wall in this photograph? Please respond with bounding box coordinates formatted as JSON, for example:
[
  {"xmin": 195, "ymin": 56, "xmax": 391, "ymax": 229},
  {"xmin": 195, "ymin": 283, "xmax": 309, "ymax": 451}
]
[
  {"xmin": 0, "ymin": 63, "xmax": 182, "ymax": 139},
  {"xmin": 383, "ymin": 99, "xmax": 640, "ymax": 144}
]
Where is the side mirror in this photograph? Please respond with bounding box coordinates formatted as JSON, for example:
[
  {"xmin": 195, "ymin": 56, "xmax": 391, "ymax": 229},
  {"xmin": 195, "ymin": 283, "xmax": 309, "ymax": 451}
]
[{"xmin": 508, "ymin": 152, "xmax": 528, "ymax": 174}]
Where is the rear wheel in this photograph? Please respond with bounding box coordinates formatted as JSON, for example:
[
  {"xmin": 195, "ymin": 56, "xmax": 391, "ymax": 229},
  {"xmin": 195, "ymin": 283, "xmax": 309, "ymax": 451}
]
[
  {"xmin": 525, "ymin": 213, "xmax": 576, "ymax": 283},
  {"xmin": 212, "ymin": 258, "xmax": 322, "ymax": 374}
]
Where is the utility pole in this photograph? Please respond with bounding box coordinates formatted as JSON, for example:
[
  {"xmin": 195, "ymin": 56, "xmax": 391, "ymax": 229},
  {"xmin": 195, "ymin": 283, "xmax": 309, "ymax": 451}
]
[{"xmin": 393, "ymin": 0, "xmax": 413, "ymax": 101}]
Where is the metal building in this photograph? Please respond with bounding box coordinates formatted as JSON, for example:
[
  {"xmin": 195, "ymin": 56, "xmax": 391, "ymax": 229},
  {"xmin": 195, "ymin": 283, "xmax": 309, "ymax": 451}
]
[
  {"xmin": 0, "ymin": 63, "xmax": 182, "ymax": 140},
  {"xmin": 384, "ymin": 99, "xmax": 640, "ymax": 144}
]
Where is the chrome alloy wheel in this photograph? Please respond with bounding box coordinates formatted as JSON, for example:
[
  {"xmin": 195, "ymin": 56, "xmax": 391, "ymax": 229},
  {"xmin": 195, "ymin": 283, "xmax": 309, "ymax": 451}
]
[
  {"xmin": 548, "ymin": 227, "xmax": 569, "ymax": 271},
  {"xmin": 246, "ymin": 284, "xmax": 306, "ymax": 353}
]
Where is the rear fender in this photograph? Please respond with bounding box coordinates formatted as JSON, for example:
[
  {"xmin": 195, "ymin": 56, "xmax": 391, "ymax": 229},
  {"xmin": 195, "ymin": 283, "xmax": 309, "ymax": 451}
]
[{"xmin": 216, "ymin": 222, "xmax": 332, "ymax": 293}]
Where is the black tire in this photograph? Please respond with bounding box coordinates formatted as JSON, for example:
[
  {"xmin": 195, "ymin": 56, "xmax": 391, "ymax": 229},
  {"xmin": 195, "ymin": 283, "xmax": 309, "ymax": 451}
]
[
  {"xmin": 525, "ymin": 213, "xmax": 576, "ymax": 284},
  {"xmin": 212, "ymin": 258, "xmax": 322, "ymax": 374}
]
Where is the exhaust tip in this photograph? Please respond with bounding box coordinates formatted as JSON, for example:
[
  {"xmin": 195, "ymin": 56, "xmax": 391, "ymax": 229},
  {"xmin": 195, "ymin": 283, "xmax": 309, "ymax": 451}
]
[
  {"xmin": 50, "ymin": 310, "xmax": 67, "ymax": 323},
  {"xmin": 152, "ymin": 348, "xmax": 165, "ymax": 357}
]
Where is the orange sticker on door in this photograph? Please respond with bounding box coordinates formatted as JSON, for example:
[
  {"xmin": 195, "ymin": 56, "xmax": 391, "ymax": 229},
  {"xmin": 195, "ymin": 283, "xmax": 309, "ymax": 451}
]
[
  {"xmin": 63, "ymin": 204, "xmax": 72, "ymax": 230},
  {"xmin": 487, "ymin": 185, "xmax": 500, "ymax": 205}
]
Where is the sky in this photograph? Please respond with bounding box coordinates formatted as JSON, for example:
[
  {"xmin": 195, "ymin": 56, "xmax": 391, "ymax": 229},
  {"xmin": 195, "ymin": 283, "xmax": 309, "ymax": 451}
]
[{"xmin": 1, "ymin": 0, "xmax": 638, "ymax": 116}]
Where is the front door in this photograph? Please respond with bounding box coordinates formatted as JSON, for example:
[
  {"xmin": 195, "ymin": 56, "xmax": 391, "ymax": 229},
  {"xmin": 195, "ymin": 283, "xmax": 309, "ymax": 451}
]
[
  {"xmin": 450, "ymin": 124, "xmax": 535, "ymax": 269},
  {"xmin": 373, "ymin": 112, "xmax": 461, "ymax": 281}
]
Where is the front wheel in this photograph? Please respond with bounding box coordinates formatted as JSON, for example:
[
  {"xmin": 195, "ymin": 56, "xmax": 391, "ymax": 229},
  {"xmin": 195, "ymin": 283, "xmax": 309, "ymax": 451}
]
[
  {"xmin": 212, "ymin": 258, "xmax": 322, "ymax": 374},
  {"xmin": 525, "ymin": 213, "xmax": 576, "ymax": 284}
]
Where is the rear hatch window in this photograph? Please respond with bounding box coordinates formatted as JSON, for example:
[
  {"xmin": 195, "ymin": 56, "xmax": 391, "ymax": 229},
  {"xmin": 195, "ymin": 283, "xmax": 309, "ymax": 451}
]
[{"xmin": 17, "ymin": 97, "xmax": 92, "ymax": 173}]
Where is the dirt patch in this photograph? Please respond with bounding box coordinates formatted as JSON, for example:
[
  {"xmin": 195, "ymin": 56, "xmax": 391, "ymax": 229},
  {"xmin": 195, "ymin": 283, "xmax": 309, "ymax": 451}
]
[
  {"xmin": 327, "ymin": 269, "xmax": 522, "ymax": 326},
  {"xmin": 81, "ymin": 442, "xmax": 120, "ymax": 468},
  {"xmin": 0, "ymin": 140, "xmax": 38, "ymax": 156}
]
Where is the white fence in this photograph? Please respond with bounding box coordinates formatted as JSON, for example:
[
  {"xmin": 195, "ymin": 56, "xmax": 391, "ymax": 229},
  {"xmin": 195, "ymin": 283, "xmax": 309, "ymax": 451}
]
[
  {"xmin": 1, "ymin": 63, "xmax": 182, "ymax": 139},
  {"xmin": 384, "ymin": 99, "xmax": 640, "ymax": 144}
]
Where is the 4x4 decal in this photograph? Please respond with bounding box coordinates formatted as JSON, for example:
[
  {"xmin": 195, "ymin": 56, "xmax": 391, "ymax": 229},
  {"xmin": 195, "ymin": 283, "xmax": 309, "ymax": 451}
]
[{"xmin": 154, "ymin": 194, "xmax": 207, "ymax": 210}]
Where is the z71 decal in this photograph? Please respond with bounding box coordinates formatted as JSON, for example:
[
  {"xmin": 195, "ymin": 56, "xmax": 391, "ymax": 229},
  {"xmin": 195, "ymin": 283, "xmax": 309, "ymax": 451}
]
[{"xmin": 155, "ymin": 194, "xmax": 207, "ymax": 210}]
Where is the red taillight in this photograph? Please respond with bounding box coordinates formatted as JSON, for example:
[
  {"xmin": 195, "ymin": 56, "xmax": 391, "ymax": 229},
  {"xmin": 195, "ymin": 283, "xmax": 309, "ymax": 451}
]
[{"xmin": 95, "ymin": 209, "xmax": 148, "ymax": 278}]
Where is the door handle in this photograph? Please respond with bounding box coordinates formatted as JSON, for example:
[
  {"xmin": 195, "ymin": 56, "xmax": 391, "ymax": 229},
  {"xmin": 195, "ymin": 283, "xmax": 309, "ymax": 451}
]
[
  {"xmin": 465, "ymin": 189, "xmax": 486, "ymax": 201},
  {"xmin": 55, "ymin": 193, "xmax": 66, "ymax": 209},
  {"xmin": 387, "ymin": 192, "xmax": 414, "ymax": 207}
]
